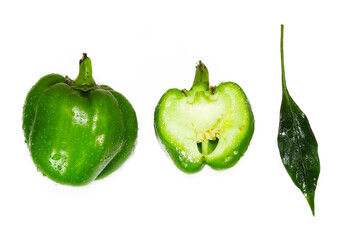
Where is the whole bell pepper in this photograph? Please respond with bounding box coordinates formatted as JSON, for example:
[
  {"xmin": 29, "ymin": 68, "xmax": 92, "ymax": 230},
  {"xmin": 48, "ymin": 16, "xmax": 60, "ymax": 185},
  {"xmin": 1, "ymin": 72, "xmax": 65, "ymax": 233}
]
[
  {"xmin": 154, "ymin": 61, "xmax": 254, "ymax": 173},
  {"xmin": 23, "ymin": 54, "xmax": 138, "ymax": 186}
]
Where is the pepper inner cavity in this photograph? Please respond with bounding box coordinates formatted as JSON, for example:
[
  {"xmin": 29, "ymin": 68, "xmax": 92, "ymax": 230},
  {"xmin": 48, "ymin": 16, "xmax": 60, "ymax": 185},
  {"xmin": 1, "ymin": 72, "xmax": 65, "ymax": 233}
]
[{"xmin": 196, "ymin": 128, "xmax": 221, "ymax": 155}]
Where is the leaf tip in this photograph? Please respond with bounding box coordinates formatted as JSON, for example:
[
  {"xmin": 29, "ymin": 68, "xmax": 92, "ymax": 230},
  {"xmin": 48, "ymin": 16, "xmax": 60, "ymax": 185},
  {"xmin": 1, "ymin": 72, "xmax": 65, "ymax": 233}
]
[{"xmin": 306, "ymin": 192, "xmax": 315, "ymax": 216}]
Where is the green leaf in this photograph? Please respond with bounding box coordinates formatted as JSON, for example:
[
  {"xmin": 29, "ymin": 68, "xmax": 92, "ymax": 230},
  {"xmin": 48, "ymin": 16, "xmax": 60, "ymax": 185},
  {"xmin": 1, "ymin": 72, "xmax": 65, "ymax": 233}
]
[{"xmin": 278, "ymin": 24, "xmax": 321, "ymax": 216}]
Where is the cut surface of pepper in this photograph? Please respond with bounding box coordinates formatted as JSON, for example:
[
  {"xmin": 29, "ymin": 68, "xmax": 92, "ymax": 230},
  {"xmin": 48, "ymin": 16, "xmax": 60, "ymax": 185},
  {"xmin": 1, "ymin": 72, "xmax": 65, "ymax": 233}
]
[{"xmin": 154, "ymin": 61, "xmax": 254, "ymax": 173}]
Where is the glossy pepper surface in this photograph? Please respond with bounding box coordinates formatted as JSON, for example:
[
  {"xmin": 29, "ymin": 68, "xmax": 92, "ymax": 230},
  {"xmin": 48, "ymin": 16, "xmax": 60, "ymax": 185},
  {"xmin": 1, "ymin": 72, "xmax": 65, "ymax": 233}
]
[
  {"xmin": 154, "ymin": 61, "xmax": 254, "ymax": 173},
  {"xmin": 23, "ymin": 54, "xmax": 138, "ymax": 186}
]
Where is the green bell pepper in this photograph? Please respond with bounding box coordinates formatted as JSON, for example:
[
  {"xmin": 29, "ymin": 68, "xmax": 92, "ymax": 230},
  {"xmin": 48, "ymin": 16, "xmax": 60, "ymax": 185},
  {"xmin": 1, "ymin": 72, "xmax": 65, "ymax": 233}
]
[
  {"xmin": 154, "ymin": 61, "xmax": 254, "ymax": 173},
  {"xmin": 23, "ymin": 54, "xmax": 138, "ymax": 186}
]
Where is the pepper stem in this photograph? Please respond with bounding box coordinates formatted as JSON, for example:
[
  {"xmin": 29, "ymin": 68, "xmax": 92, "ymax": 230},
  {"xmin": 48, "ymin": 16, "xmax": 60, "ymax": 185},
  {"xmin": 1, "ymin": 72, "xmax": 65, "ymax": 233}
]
[
  {"xmin": 191, "ymin": 61, "xmax": 209, "ymax": 90},
  {"xmin": 74, "ymin": 53, "xmax": 96, "ymax": 89}
]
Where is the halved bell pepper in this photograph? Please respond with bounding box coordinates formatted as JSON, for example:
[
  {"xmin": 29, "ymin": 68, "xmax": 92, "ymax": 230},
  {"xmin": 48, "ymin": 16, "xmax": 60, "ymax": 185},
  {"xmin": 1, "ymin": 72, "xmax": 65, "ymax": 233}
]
[
  {"xmin": 154, "ymin": 61, "xmax": 254, "ymax": 173},
  {"xmin": 23, "ymin": 54, "xmax": 138, "ymax": 186}
]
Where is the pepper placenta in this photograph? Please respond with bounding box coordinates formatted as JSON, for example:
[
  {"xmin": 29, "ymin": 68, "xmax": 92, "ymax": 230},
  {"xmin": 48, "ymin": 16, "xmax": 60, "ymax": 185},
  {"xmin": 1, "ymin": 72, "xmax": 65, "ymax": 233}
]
[
  {"xmin": 278, "ymin": 25, "xmax": 320, "ymax": 215},
  {"xmin": 154, "ymin": 61, "xmax": 254, "ymax": 173},
  {"xmin": 23, "ymin": 53, "xmax": 138, "ymax": 186}
]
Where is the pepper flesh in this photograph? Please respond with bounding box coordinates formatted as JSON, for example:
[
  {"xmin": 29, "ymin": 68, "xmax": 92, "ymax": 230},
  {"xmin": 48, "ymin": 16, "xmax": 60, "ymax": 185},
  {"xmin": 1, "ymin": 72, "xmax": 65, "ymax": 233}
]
[
  {"xmin": 23, "ymin": 54, "xmax": 138, "ymax": 185},
  {"xmin": 154, "ymin": 62, "xmax": 254, "ymax": 173}
]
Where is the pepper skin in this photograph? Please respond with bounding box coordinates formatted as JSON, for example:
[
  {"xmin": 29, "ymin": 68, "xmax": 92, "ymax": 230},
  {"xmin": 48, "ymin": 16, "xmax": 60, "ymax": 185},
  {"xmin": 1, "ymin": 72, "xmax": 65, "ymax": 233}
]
[
  {"xmin": 23, "ymin": 54, "xmax": 138, "ymax": 186},
  {"xmin": 154, "ymin": 61, "xmax": 254, "ymax": 173}
]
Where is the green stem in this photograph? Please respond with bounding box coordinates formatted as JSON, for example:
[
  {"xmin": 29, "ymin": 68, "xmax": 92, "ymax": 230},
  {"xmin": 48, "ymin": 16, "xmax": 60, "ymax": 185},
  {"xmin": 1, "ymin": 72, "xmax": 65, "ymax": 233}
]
[
  {"xmin": 201, "ymin": 140, "xmax": 209, "ymax": 155},
  {"xmin": 280, "ymin": 24, "xmax": 287, "ymax": 92},
  {"xmin": 191, "ymin": 61, "xmax": 209, "ymax": 90},
  {"xmin": 74, "ymin": 53, "xmax": 96, "ymax": 89}
]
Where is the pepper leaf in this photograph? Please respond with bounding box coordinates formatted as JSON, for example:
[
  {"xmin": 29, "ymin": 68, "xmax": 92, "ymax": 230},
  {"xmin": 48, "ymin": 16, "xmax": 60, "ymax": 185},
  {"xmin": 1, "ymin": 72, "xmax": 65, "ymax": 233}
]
[{"xmin": 278, "ymin": 24, "xmax": 320, "ymax": 216}]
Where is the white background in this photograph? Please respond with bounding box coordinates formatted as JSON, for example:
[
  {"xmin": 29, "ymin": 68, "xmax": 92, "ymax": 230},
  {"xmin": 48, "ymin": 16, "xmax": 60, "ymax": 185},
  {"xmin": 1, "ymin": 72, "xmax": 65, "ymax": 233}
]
[{"xmin": 1, "ymin": 0, "xmax": 359, "ymax": 239}]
